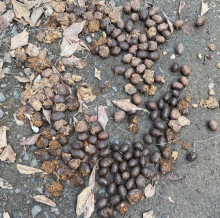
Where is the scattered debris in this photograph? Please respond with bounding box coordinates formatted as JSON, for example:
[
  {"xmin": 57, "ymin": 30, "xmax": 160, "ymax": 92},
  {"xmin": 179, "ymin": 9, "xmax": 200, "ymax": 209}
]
[
  {"xmin": 0, "ymin": 177, "xmax": 13, "ymax": 189},
  {"xmin": 143, "ymin": 210, "xmax": 153, "ymax": 218},
  {"xmin": 178, "ymin": 1, "xmax": 186, "ymax": 18},
  {"xmin": 14, "ymin": 75, "xmax": 30, "ymax": 83},
  {"xmin": 201, "ymin": 1, "xmax": 210, "ymax": 16},
  {"xmin": 94, "ymin": 67, "xmax": 101, "ymax": 80},
  {"xmin": 171, "ymin": 151, "xmax": 178, "ymax": 160},
  {"xmin": 0, "ymin": 126, "xmax": 9, "ymax": 149},
  {"xmin": 181, "ymin": 141, "xmax": 190, "ymax": 150},
  {"xmin": 182, "ymin": 25, "xmax": 195, "ymax": 36},
  {"xmin": 163, "ymin": 12, "xmax": 174, "ymax": 33},
  {"xmin": 199, "ymin": 97, "xmax": 219, "ymax": 109},
  {"xmin": 77, "ymin": 84, "xmax": 96, "ymax": 102},
  {"xmin": 11, "ymin": 29, "xmax": 29, "ymax": 50},
  {"xmin": 62, "ymin": 56, "xmax": 87, "ymax": 69},
  {"xmin": 84, "ymin": 114, "xmax": 97, "ymax": 123},
  {"xmin": 3, "ymin": 212, "xmax": 10, "ymax": 218},
  {"xmin": 33, "ymin": 195, "xmax": 56, "ymax": 207},
  {"xmin": 17, "ymin": 164, "xmax": 43, "ymax": 174},
  {"xmin": 98, "ymin": 106, "xmax": 108, "ymax": 130},
  {"xmin": 164, "ymin": 173, "xmax": 183, "ymax": 181},
  {"xmin": 84, "ymin": 193, "xmax": 95, "ymax": 218},
  {"xmin": 0, "ymin": 10, "xmax": 15, "ymax": 33},
  {"xmin": 0, "ymin": 145, "xmax": 16, "ymax": 162},
  {"xmin": 168, "ymin": 196, "xmax": 175, "ymax": 203},
  {"xmin": 144, "ymin": 184, "xmax": 156, "ymax": 198},
  {"xmin": 20, "ymin": 134, "xmax": 41, "ymax": 146}
]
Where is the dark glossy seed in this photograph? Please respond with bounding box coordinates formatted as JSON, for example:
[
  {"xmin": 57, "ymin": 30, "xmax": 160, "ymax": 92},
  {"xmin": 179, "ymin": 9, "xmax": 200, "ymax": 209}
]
[
  {"xmin": 100, "ymin": 20, "xmax": 109, "ymax": 29},
  {"xmin": 150, "ymin": 110, "xmax": 159, "ymax": 121},
  {"xmin": 99, "ymin": 148, "xmax": 111, "ymax": 158},
  {"xmin": 142, "ymin": 147, "xmax": 151, "ymax": 156},
  {"xmin": 146, "ymin": 19, "xmax": 156, "ymax": 28},
  {"xmin": 110, "ymin": 195, "xmax": 121, "ymax": 206},
  {"xmin": 98, "ymin": 207, "xmax": 114, "ymax": 218},
  {"xmin": 149, "ymin": 6, "xmax": 159, "ymax": 17},
  {"xmin": 113, "ymin": 65, "xmax": 126, "ymax": 75},
  {"xmin": 131, "ymin": 13, "xmax": 139, "ymax": 22},
  {"xmin": 107, "ymin": 38, "xmax": 117, "ymax": 48},
  {"xmin": 127, "ymin": 110, "xmax": 137, "ymax": 116},
  {"xmin": 119, "ymin": 161, "xmax": 128, "ymax": 172},
  {"xmin": 115, "ymin": 201, "xmax": 130, "ymax": 215},
  {"xmin": 162, "ymin": 30, "xmax": 171, "ymax": 39},
  {"xmin": 161, "ymin": 106, "xmax": 170, "ymax": 120},
  {"xmin": 105, "ymin": 24, "xmax": 115, "ymax": 36},
  {"xmin": 98, "ymin": 177, "xmax": 110, "ymax": 186},
  {"xmin": 118, "ymin": 185, "xmax": 127, "ymax": 199},
  {"xmin": 163, "ymin": 92, "xmax": 172, "ymax": 102},
  {"xmin": 96, "ymin": 198, "xmax": 108, "ymax": 209},
  {"xmin": 129, "ymin": 45, "xmax": 138, "ymax": 54},
  {"xmin": 170, "ymin": 97, "xmax": 178, "ymax": 107},
  {"xmin": 99, "ymin": 46, "xmax": 109, "ymax": 58},
  {"xmin": 110, "ymin": 46, "xmax": 121, "ymax": 56},
  {"xmin": 139, "ymin": 156, "xmax": 147, "ymax": 167},
  {"xmin": 146, "ymin": 101, "xmax": 157, "ymax": 110},
  {"xmin": 172, "ymin": 89, "xmax": 180, "ymax": 97},
  {"xmin": 172, "ymin": 82, "xmax": 184, "ymax": 90},
  {"xmin": 148, "ymin": 51, "xmax": 159, "ymax": 61},
  {"xmin": 125, "ymin": 178, "xmax": 135, "ymax": 190},
  {"xmin": 150, "ymin": 128, "xmax": 163, "ymax": 138},
  {"xmin": 208, "ymin": 120, "xmax": 218, "ymax": 131},
  {"xmin": 120, "ymin": 42, "xmax": 130, "ymax": 51},
  {"xmin": 99, "ymin": 167, "xmax": 109, "ymax": 177},
  {"xmin": 136, "ymin": 174, "xmax": 146, "ymax": 188},
  {"xmin": 125, "ymin": 20, "xmax": 134, "ymax": 32},
  {"xmin": 90, "ymin": 125, "xmax": 102, "ymax": 135},
  {"xmin": 196, "ymin": 16, "xmax": 207, "ymax": 27},
  {"xmin": 179, "ymin": 76, "xmax": 188, "ymax": 86},
  {"xmin": 133, "ymin": 142, "xmax": 144, "ymax": 150},
  {"xmin": 111, "ymin": 143, "xmax": 120, "ymax": 152},
  {"xmin": 162, "ymin": 147, "xmax": 172, "ymax": 159},
  {"xmin": 117, "ymin": 20, "xmax": 125, "ymax": 29},
  {"xmin": 173, "ymin": 20, "xmax": 184, "ymax": 29},
  {"xmin": 134, "ymin": 150, "xmax": 142, "ymax": 158},
  {"xmin": 148, "ymin": 41, "xmax": 157, "ymax": 51},
  {"xmin": 128, "ymin": 158, "xmax": 139, "ymax": 168},
  {"xmin": 158, "ymin": 136, "xmax": 167, "ymax": 149},
  {"xmin": 143, "ymin": 134, "xmax": 153, "ymax": 145},
  {"xmin": 98, "ymin": 132, "xmax": 109, "ymax": 140},
  {"xmin": 87, "ymin": 136, "xmax": 97, "ymax": 145},
  {"xmin": 154, "ymin": 121, "xmax": 166, "ymax": 131},
  {"xmin": 139, "ymin": 9, "xmax": 148, "ymax": 21},
  {"xmin": 51, "ymin": 111, "xmax": 65, "ymax": 121},
  {"xmin": 113, "ymin": 152, "xmax": 123, "ymax": 162},
  {"xmin": 100, "ymin": 158, "xmax": 113, "ymax": 168},
  {"xmin": 123, "ymin": 151, "xmax": 133, "ymax": 161},
  {"xmin": 61, "ymin": 153, "xmax": 71, "ymax": 164},
  {"xmin": 138, "ymin": 43, "xmax": 148, "ymax": 50},
  {"xmin": 71, "ymin": 150, "xmax": 85, "ymax": 159},
  {"xmin": 108, "ymin": 183, "xmax": 117, "ymax": 195},
  {"xmin": 122, "ymin": 172, "xmax": 130, "ymax": 180},
  {"xmin": 150, "ymin": 152, "xmax": 161, "ymax": 163},
  {"xmin": 115, "ymin": 173, "xmax": 123, "ymax": 185},
  {"xmin": 139, "ymin": 34, "xmax": 147, "ymax": 43},
  {"xmin": 127, "ymin": 189, "xmax": 143, "ymax": 204},
  {"xmin": 176, "ymin": 43, "xmax": 184, "ymax": 55},
  {"xmin": 172, "ymin": 63, "xmax": 179, "ymax": 72},
  {"xmin": 136, "ymin": 51, "xmax": 148, "ymax": 59},
  {"xmin": 158, "ymin": 23, "xmax": 168, "ymax": 32},
  {"xmin": 120, "ymin": 144, "xmax": 130, "ymax": 153},
  {"xmin": 157, "ymin": 99, "xmax": 165, "ymax": 109},
  {"xmin": 152, "ymin": 14, "xmax": 163, "ymax": 24},
  {"xmin": 78, "ymin": 133, "xmax": 88, "ymax": 141},
  {"xmin": 96, "ymin": 140, "xmax": 108, "ymax": 149},
  {"xmin": 155, "ymin": 35, "xmax": 165, "ymax": 44},
  {"xmin": 131, "ymin": 57, "xmax": 142, "ymax": 67},
  {"xmin": 129, "ymin": 37, "xmax": 138, "ymax": 46},
  {"xmin": 111, "ymin": 163, "xmax": 119, "ymax": 174},
  {"xmin": 111, "ymin": 28, "xmax": 121, "ymax": 39},
  {"xmin": 180, "ymin": 65, "xmax": 190, "ymax": 76},
  {"xmin": 187, "ymin": 152, "xmax": 198, "ymax": 161},
  {"xmin": 131, "ymin": 166, "xmax": 140, "ymax": 177},
  {"xmin": 124, "ymin": 2, "xmax": 131, "ymax": 13},
  {"xmin": 141, "ymin": 167, "xmax": 155, "ymax": 178},
  {"xmin": 79, "ymin": 163, "xmax": 91, "ymax": 177}
]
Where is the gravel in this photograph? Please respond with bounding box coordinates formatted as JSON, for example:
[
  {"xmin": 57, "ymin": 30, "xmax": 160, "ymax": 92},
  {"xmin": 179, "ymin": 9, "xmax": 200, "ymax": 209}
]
[
  {"xmin": 0, "ymin": 93, "xmax": 6, "ymax": 102},
  {"xmin": 2, "ymin": 67, "xmax": 11, "ymax": 75},
  {"xmin": 4, "ymin": 52, "xmax": 12, "ymax": 63},
  {"xmin": 31, "ymin": 205, "xmax": 42, "ymax": 218},
  {"xmin": 0, "ymin": 108, "xmax": 4, "ymax": 119}
]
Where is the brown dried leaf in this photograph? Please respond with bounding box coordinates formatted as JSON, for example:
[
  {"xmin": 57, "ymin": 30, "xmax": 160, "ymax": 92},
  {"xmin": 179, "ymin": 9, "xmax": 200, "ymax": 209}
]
[
  {"xmin": 14, "ymin": 76, "xmax": 30, "ymax": 83},
  {"xmin": 0, "ymin": 177, "xmax": 13, "ymax": 189},
  {"xmin": 98, "ymin": 106, "xmax": 108, "ymax": 130},
  {"xmin": 30, "ymin": 6, "xmax": 44, "ymax": 27},
  {"xmin": 0, "ymin": 10, "xmax": 15, "ymax": 33},
  {"xmin": 43, "ymin": 109, "xmax": 51, "ymax": 124},
  {"xmin": 17, "ymin": 164, "xmax": 43, "ymax": 174},
  {"xmin": 144, "ymin": 184, "xmax": 156, "ymax": 198},
  {"xmin": 112, "ymin": 99, "xmax": 148, "ymax": 112},
  {"xmin": 94, "ymin": 67, "xmax": 101, "ymax": 80},
  {"xmin": 11, "ymin": 29, "xmax": 29, "ymax": 50},
  {"xmin": 0, "ymin": 2, "xmax": 6, "ymax": 13},
  {"xmin": 3, "ymin": 212, "xmax": 10, "ymax": 218},
  {"xmin": 78, "ymin": 0, "xmax": 86, "ymax": 7},
  {"xmin": 89, "ymin": 164, "xmax": 97, "ymax": 191},
  {"xmin": 62, "ymin": 56, "xmax": 87, "ymax": 69},
  {"xmin": 182, "ymin": 25, "xmax": 195, "ymax": 36},
  {"xmin": 20, "ymin": 133, "xmax": 41, "ymax": 145},
  {"xmin": 26, "ymin": 43, "xmax": 39, "ymax": 57},
  {"xmin": 163, "ymin": 12, "xmax": 174, "ymax": 33},
  {"xmin": 76, "ymin": 186, "xmax": 92, "ymax": 216},
  {"xmin": 201, "ymin": 1, "xmax": 210, "ymax": 16},
  {"xmin": 33, "ymin": 195, "xmax": 56, "ymax": 207},
  {"xmin": 0, "ymin": 145, "xmax": 16, "ymax": 162},
  {"xmin": 0, "ymin": 58, "xmax": 4, "ymax": 79},
  {"xmin": 60, "ymin": 38, "xmax": 78, "ymax": 57},
  {"xmin": 51, "ymin": 1, "xmax": 65, "ymax": 13},
  {"xmin": 84, "ymin": 114, "xmax": 97, "ymax": 123},
  {"xmin": 0, "ymin": 126, "xmax": 9, "ymax": 149},
  {"xmin": 143, "ymin": 210, "xmax": 153, "ymax": 218},
  {"xmin": 84, "ymin": 193, "xmax": 95, "ymax": 218}
]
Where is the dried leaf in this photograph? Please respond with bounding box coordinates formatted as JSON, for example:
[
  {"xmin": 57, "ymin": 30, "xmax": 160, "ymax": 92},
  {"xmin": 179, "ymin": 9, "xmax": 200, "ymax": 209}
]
[
  {"xmin": 178, "ymin": 1, "xmax": 185, "ymax": 18},
  {"xmin": 94, "ymin": 67, "xmax": 101, "ymax": 80},
  {"xmin": 17, "ymin": 164, "xmax": 43, "ymax": 174},
  {"xmin": 30, "ymin": 6, "xmax": 44, "ymax": 27},
  {"xmin": 3, "ymin": 212, "xmax": 10, "ymax": 218},
  {"xmin": 43, "ymin": 109, "xmax": 51, "ymax": 124},
  {"xmin": 143, "ymin": 210, "xmax": 153, "ymax": 218},
  {"xmin": 0, "ymin": 177, "xmax": 13, "ymax": 189},
  {"xmin": 26, "ymin": 43, "xmax": 39, "ymax": 57},
  {"xmin": 84, "ymin": 114, "xmax": 97, "ymax": 123},
  {"xmin": 168, "ymin": 196, "xmax": 175, "ymax": 203},
  {"xmin": 163, "ymin": 12, "xmax": 174, "ymax": 33},
  {"xmin": 13, "ymin": 113, "xmax": 24, "ymax": 126},
  {"xmin": 84, "ymin": 193, "xmax": 95, "ymax": 218},
  {"xmin": 0, "ymin": 58, "xmax": 4, "ymax": 79},
  {"xmin": 164, "ymin": 173, "xmax": 183, "ymax": 181},
  {"xmin": 98, "ymin": 106, "xmax": 108, "ymax": 130},
  {"xmin": 78, "ymin": 0, "xmax": 86, "ymax": 7},
  {"xmin": 0, "ymin": 10, "xmax": 15, "ymax": 33},
  {"xmin": 11, "ymin": 29, "xmax": 29, "ymax": 50},
  {"xmin": 201, "ymin": 1, "xmax": 210, "ymax": 16},
  {"xmin": 0, "ymin": 145, "xmax": 16, "ymax": 162},
  {"xmin": 76, "ymin": 186, "xmax": 92, "ymax": 216},
  {"xmin": 62, "ymin": 56, "xmax": 87, "ymax": 69},
  {"xmin": 60, "ymin": 38, "xmax": 78, "ymax": 57},
  {"xmin": 0, "ymin": 2, "xmax": 6, "ymax": 13},
  {"xmin": 20, "ymin": 133, "xmax": 41, "ymax": 145},
  {"xmin": 33, "ymin": 195, "xmax": 56, "ymax": 207},
  {"xmin": 144, "ymin": 184, "xmax": 156, "ymax": 198},
  {"xmin": 0, "ymin": 126, "xmax": 9, "ymax": 149},
  {"xmin": 112, "ymin": 99, "xmax": 148, "ymax": 112},
  {"xmin": 89, "ymin": 162, "xmax": 98, "ymax": 191},
  {"xmin": 171, "ymin": 151, "xmax": 178, "ymax": 160},
  {"xmin": 14, "ymin": 76, "xmax": 30, "ymax": 83}
]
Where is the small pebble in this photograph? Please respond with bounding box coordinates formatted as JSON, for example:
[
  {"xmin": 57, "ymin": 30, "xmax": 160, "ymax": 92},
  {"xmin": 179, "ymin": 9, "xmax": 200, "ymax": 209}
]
[
  {"xmin": 0, "ymin": 109, "xmax": 4, "ymax": 119},
  {"xmin": 15, "ymin": 188, "xmax": 21, "ymax": 193},
  {"xmin": 112, "ymin": 86, "xmax": 118, "ymax": 92},
  {"xmin": 4, "ymin": 52, "xmax": 11, "ymax": 63},
  {"xmin": 23, "ymin": 153, "xmax": 30, "ymax": 161},
  {"xmin": 24, "ymin": 68, "xmax": 32, "ymax": 77},
  {"xmin": 3, "ymin": 67, "xmax": 11, "ymax": 75},
  {"xmin": 31, "ymin": 205, "xmax": 42, "ymax": 218},
  {"xmin": 51, "ymin": 208, "xmax": 60, "ymax": 215},
  {"xmin": 30, "ymin": 158, "xmax": 38, "ymax": 167},
  {"xmin": 170, "ymin": 54, "xmax": 176, "ymax": 59},
  {"xmin": 0, "ymin": 92, "xmax": 6, "ymax": 102},
  {"xmin": 86, "ymin": 36, "xmax": 92, "ymax": 43}
]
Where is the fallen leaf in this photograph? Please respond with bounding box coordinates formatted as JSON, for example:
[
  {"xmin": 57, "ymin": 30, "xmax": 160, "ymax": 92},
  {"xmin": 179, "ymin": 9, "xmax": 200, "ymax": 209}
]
[
  {"xmin": 178, "ymin": 1, "xmax": 185, "ymax": 18},
  {"xmin": 163, "ymin": 12, "xmax": 174, "ymax": 33},
  {"xmin": 98, "ymin": 106, "xmax": 108, "ymax": 130},
  {"xmin": 33, "ymin": 195, "xmax": 56, "ymax": 207},
  {"xmin": 76, "ymin": 186, "xmax": 92, "ymax": 216},
  {"xmin": 164, "ymin": 173, "xmax": 183, "ymax": 181},
  {"xmin": 62, "ymin": 56, "xmax": 87, "ymax": 69},
  {"xmin": 89, "ymin": 162, "xmax": 98, "ymax": 191},
  {"xmin": 84, "ymin": 114, "xmax": 97, "ymax": 123},
  {"xmin": 171, "ymin": 151, "xmax": 178, "ymax": 160},
  {"xmin": 43, "ymin": 109, "xmax": 51, "ymax": 124},
  {"xmin": 26, "ymin": 43, "xmax": 39, "ymax": 57},
  {"xmin": 78, "ymin": 0, "xmax": 86, "ymax": 7},
  {"xmin": 0, "ymin": 58, "xmax": 4, "ymax": 79},
  {"xmin": 14, "ymin": 76, "xmax": 30, "ymax": 83},
  {"xmin": 20, "ymin": 133, "xmax": 41, "ymax": 145},
  {"xmin": 60, "ymin": 38, "xmax": 78, "ymax": 57},
  {"xmin": 201, "ymin": 1, "xmax": 210, "ymax": 16},
  {"xmin": 78, "ymin": 100, "xmax": 89, "ymax": 114},
  {"xmin": 94, "ymin": 67, "xmax": 101, "ymax": 80},
  {"xmin": 13, "ymin": 113, "xmax": 24, "ymax": 126},
  {"xmin": 17, "ymin": 164, "xmax": 43, "ymax": 174},
  {"xmin": 143, "ymin": 210, "xmax": 153, "ymax": 218},
  {"xmin": 0, "ymin": 177, "xmax": 13, "ymax": 189},
  {"xmin": 0, "ymin": 2, "xmax": 6, "ymax": 13},
  {"xmin": 0, "ymin": 126, "xmax": 9, "ymax": 149},
  {"xmin": 144, "ymin": 184, "xmax": 156, "ymax": 198},
  {"xmin": 112, "ymin": 99, "xmax": 148, "ymax": 112},
  {"xmin": 3, "ymin": 212, "xmax": 10, "ymax": 218},
  {"xmin": 0, "ymin": 145, "xmax": 16, "ymax": 162},
  {"xmin": 84, "ymin": 193, "xmax": 95, "ymax": 218},
  {"xmin": 182, "ymin": 25, "xmax": 195, "ymax": 36},
  {"xmin": 30, "ymin": 6, "xmax": 44, "ymax": 27},
  {"xmin": 168, "ymin": 196, "xmax": 175, "ymax": 203},
  {"xmin": 11, "ymin": 29, "xmax": 29, "ymax": 50},
  {"xmin": 0, "ymin": 10, "xmax": 15, "ymax": 33}
]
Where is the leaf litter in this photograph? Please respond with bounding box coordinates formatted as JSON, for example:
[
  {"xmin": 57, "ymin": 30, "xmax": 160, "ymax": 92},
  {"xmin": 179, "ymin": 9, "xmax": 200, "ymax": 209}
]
[
  {"xmin": 0, "ymin": 126, "xmax": 9, "ymax": 149},
  {"xmin": 0, "ymin": 145, "xmax": 16, "ymax": 162},
  {"xmin": 20, "ymin": 133, "xmax": 41, "ymax": 146},
  {"xmin": 11, "ymin": 29, "xmax": 29, "ymax": 50},
  {"xmin": 0, "ymin": 177, "xmax": 13, "ymax": 189},
  {"xmin": 98, "ymin": 106, "xmax": 108, "ymax": 130},
  {"xmin": 201, "ymin": 1, "xmax": 210, "ymax": 16},
  {"xmin": 33, "ymin": 195, "xmax": 56, "ymax": 207},
  {"xmin": 144, "ymin": 184, "xmax": 156, "ymax": 198},
  {"xmin": 143, "ymin": 210, "xmax": 154, "ymax": 218},
  {"xmin": 17, "ymin": 164, "xmax": 43, "ymax": 174}
]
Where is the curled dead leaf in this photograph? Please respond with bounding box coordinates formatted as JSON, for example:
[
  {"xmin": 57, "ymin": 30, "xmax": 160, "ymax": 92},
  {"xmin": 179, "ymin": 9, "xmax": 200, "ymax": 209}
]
[
  {"xmin": 84, "ymin": 193, "xmax": 95, "ymax": 218},
  {"xmin": 17, "ymin": 164, "xmax": 43, "ymax": 174},
  {"xmin": 33, "ymin": 195, "xmax": 56, "ymax": 207},
  {"xmin": 20, "ymin": 133, "xmax": 41, "ymax": 145},
  {"xmin": 14, "ymin": 76, "xmax": 30, "ymax": 83},
  {"xmin": 0, "ymin": 145, "xmax": 16, "ymax": 163},
  {"xmin": 143, "ymin": 210, "xmax": 153, "ymax": 218},
  {"xmin": 11, "ymin": 29, "xmax": 29, "ymax": 50},
  {"xmin": 94, "ymin": 67, "xmax": 101, "ymax": 80},
  {"xmin": 163, "ymin": 12, "xmax": 174, "ymax": 33},
  {"xmin": 98, "ymin": 106, "xmax": 108, "ymax": 130},
  {"xmin": 62, "ymin": 56, "xmax": 87, "ymax": 69}
]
